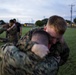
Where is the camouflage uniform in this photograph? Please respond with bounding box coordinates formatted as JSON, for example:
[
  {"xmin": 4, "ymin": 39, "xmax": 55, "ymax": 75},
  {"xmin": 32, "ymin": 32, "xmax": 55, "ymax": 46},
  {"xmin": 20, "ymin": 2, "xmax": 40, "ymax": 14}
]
[
  {"xmin": 0, "ymin": 42, "xmax": 58, "ymax": 75},
  {"xmin": 0, "ymin": 24, "xmax": 17, "ymax": 44},
  {"xmin": 7, "ymin": 25, "xmax": 18, "ymax": 45},
  {"xmin": 0, "ymin": 27, "xmax": 69, "ymax": 75},
  {"xmin": 17, "ymin": 27, "xmax": 70, "ymax": 66}
]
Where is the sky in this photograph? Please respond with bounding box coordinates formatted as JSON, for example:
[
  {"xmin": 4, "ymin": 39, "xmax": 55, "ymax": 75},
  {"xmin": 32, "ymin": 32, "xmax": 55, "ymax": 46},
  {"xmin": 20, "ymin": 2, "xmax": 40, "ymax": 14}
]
[{"xmin": 0, "ymin": 0, "xmax": 76, "ymax": 23}]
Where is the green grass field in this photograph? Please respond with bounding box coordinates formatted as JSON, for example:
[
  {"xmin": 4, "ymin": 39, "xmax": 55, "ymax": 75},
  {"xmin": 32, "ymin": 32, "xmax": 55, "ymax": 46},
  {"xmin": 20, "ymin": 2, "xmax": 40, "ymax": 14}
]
[
  {"xmin": 58, "ymin": 28, "xmax": 76, "ymax": 75},
  {"xmin": 0, "ymin": 27, "xmax": 76, "ymax": 75}
]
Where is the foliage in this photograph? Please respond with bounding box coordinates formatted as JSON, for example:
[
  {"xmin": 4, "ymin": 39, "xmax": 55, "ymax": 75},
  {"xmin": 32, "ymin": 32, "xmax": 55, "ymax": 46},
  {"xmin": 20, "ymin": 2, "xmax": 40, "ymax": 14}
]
[
  {"xmin": 42, "ymin": 18, "xmax": 48, "ymax": 25},
  {"xmin": 35, "ymin": 20, "xmax": 44, "ymax": 27},
  {"xmin": 0, "ymin": 20, "xmax": 6, "ymax": 25},
  {"xmin": 35, "ymin": 18, "xmax": 48, "ymax": 27},
  {"xmin": 66, "ymin": 20, "xmax": 71, "ymax": 24},
  {"xmin": 73, "ymin": 18, "xmax": 76, "ymax": 24}
]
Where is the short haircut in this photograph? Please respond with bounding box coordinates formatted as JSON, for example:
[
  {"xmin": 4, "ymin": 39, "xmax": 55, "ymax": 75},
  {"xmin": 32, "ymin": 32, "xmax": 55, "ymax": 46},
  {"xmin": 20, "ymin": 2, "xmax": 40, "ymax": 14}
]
[
  {"xmin": 13, "ymin": 18, "xmax": 16, "ymax": 21},
  {"xmin": 9, "ymin": 19, "xmax": 15, "ymax": 23},
  {"xmin": 47, "ymin": 15, "xmax": 67, "ymax": 35},
  {"xmin": 31, "ymin": 30, "xmax": 51, "ymax": 46}
]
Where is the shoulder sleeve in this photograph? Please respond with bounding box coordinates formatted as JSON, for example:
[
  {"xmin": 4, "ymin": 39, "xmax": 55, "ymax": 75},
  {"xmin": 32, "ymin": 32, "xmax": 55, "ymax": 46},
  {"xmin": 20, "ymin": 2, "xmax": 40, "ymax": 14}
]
[
  {"xmin": 17, "ymin": 28, "xmax": 43, "ymax": 51},
  {"xmin": 0, "ymin": 43, "xmax": 17, "ymax": 58},
  {"xmin": 59, "ymin": 42, "xmax": 70, "ymax": 66},
  {"xmin": 49, "ymin": 41, "xmax": 70, "ymax": 66},
  {"xmin": 16, "ymin": 29, "xmax": 33, "ymax": 51},
  {"xmin": 0, "ymin": 44, "xmax": 43, "ymax": 75}
]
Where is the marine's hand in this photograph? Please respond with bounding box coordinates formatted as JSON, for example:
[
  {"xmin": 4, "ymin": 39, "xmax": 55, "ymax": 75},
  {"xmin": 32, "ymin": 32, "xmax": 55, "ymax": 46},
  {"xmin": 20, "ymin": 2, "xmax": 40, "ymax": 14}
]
[{"xmin": 31, "ymin": 44, "xmax": 49, "ymax": 58}]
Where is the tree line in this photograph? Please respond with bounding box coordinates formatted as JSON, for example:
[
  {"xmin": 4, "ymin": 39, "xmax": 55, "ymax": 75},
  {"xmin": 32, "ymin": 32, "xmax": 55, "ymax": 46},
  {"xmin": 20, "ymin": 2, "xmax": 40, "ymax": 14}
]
[{"xmin": 0, "ymin": 17, "xmax": 76, "ymax": 27}]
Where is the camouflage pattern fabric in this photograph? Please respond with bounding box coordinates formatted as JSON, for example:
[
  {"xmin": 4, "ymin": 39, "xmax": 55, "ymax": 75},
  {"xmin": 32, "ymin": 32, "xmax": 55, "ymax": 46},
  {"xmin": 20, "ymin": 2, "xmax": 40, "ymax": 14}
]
[
  {"xmin": 6, "ymin": 25, "xmax": 18, "ymax": 45},
  {"xmin": 0, "ymin": 27, "xmax": 69, "ymax": 75},
  {"xmin": 0, "ymin": 24, "xmax": 18, "ymax": 44},
  {"xmin": 7, "ymin": 25, "xmax": 17, "ymax": 35},
  {"xmin": 0, "ymin": 43, "xmax": 58, "ymax": 75},
  {"xmin": 17, "ymin": 27, "xmax": 70, "ymax": 66}
]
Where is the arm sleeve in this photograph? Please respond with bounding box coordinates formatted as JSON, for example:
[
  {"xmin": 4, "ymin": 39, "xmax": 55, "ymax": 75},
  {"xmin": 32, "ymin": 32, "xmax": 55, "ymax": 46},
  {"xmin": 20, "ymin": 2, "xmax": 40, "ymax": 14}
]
[
  {"xmin": 0, "ymin": 44, "xmax": 35, "ymax": 75},
  {"xmin": 50, "ymin": 41, "xmax": 70, "ymax": 66},
  {"xmin": 0, "ymin": 43, "xmax": 15, "ymax": 58},
  {"xmin": 7, "ymin": 24, "xmax": 15, "ymax": 31},
  {"xmin": 59, "ymin": 42, "xmax": 70, "ymax": 66}
]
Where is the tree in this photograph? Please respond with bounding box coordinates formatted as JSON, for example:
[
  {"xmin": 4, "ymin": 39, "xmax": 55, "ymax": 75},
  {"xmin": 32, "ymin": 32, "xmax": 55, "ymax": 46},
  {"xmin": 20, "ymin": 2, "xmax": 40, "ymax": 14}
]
[
  {"xmin": 42, "ymin": 18, "xmax": 48, "ymax": 25},
  {"xmin": 66, "ymin": 20, "xmax": 71, "ymax": 24},
  {"xmin": 35, "ymin": 20, "xmax": 44, "ymax": 27},
  {"xmin": 0, "ymin": 20, "xmax": 6, "ymax": 25},
  {"xmin": 73, "ymin": 18, "xmax": 76, "ymax": 24}
]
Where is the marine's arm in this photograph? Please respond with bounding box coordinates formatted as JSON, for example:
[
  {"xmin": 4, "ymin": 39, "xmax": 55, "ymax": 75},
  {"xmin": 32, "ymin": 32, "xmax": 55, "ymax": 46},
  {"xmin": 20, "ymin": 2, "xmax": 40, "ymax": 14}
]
[
  {"xmin": 7, "ymin": 24, "xmax": 15, "ymax": 31},
  {"xmin": 59, "ymin": 41, "xmax": 70, "ymax": 66},
  {"xmin": 33, "ymin": 56, "xmax": 59, "ymax": 75},
  {"xmin": 0, "ymin": 44, "xmax": 36, "ymax": 75},
  {"xmin": 51, "ymin": 41, "xmax": 70, "ymax": 66},
  {"xmin": 0, "ymin": 43, "xmax": 14, "ymax": 58}
]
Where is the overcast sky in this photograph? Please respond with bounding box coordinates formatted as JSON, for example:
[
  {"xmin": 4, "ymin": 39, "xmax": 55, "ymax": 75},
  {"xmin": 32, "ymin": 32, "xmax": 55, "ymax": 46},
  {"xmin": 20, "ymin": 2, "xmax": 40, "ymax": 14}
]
[{"xmin": 0, "ymin": 0, "xmax": 76, "ymax": 23}]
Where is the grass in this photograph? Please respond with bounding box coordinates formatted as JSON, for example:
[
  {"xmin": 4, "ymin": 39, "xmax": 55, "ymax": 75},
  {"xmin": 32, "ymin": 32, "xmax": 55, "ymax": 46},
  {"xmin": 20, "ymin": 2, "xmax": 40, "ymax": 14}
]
[
  {"xmin": 58, "ymin": 28, "xmax": 76, "ymax": 75},
  {"xmin": 22, "ymin": 26, "xmax": 32, "ymax": 35},
  {"xmin": 0, "ymin": 27, "xmax": 76, "ymax": 75}
]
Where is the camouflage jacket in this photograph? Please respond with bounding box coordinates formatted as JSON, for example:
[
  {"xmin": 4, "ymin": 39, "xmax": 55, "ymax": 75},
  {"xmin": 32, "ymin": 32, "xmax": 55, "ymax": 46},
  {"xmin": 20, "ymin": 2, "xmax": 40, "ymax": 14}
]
[
  {"xmin": 7, "ymin": 25, "xmax": 17, "ymax": 35},
  {"xmin": 17, "ymin": 27, "xmax": 70, "ymax": 66},
  {"xmin": 0, "ymin": 43, "xmax": 58, "ymax": 75},
  {"xmin": 0, "ymin": 24, "xmax": 17, "ymax": 44},
  {"xmin": 0, "ymin": 24, "xmax": 17, "ymax": 36}
]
